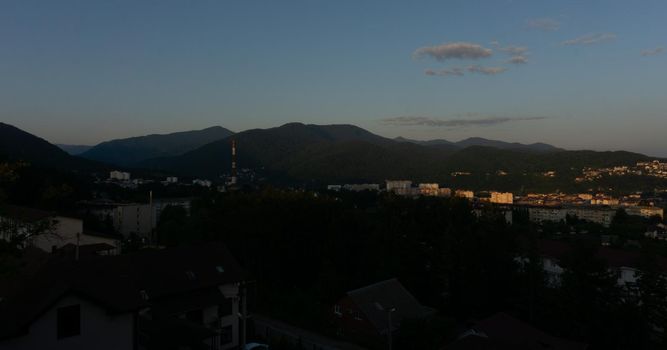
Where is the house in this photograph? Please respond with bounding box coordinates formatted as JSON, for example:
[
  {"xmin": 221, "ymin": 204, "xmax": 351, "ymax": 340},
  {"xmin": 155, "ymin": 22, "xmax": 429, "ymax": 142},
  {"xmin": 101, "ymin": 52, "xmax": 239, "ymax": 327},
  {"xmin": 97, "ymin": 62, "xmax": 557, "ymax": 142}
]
[
  {"xmin": 530, "ymin": 239, "xmax": 667, "ymax": 288},
  {"xmin": 0, "ymin": 205, "xmax": 121, "ymax": 253},
  {"xmin": 0, "ymin": 242, "xmax": 248, "ymax": 350},
  {"xmin": 331, "ymin": 279, "xmax": 435, "ymax": 348},
  {"xmin": 446, "ymin": 312, "xmax": 587, "ymax": 349}
]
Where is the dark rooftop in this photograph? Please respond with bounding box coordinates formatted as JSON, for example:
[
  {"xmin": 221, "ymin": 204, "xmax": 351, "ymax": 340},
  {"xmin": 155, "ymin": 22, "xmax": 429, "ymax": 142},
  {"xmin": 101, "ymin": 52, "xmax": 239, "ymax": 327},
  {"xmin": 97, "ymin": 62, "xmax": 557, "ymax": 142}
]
[{"xmin": 346, "ymin": 278, "xmax": 435, "ymax": 333}]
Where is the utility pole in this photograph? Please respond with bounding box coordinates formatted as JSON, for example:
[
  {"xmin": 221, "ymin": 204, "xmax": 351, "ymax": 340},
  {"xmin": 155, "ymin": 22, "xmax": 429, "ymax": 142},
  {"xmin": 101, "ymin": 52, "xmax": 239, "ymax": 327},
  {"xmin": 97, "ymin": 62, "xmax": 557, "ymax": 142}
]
[
  {"xmin": 241, "ymin": 283, "xmax": 247, "ymax": 349},
  {"xmin": 387, "ymin": 308, "xmax": 395, "ymax": 350}
]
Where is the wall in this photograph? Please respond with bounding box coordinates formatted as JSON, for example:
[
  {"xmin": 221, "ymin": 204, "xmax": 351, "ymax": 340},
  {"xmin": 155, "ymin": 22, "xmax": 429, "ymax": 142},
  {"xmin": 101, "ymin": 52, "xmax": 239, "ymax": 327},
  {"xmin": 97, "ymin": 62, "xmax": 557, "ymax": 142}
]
[{"xmin": 0, "ymin": 295, "xmax": 135, "ymax": 350}]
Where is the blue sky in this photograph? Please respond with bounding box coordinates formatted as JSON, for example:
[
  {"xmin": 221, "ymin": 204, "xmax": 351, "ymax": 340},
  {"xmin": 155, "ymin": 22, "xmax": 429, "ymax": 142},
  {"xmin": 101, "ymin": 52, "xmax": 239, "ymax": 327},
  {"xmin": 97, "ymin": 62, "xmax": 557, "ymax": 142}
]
[{"xmin": 1, "ymin": 0, "xmax": 666, "ymax": 156}]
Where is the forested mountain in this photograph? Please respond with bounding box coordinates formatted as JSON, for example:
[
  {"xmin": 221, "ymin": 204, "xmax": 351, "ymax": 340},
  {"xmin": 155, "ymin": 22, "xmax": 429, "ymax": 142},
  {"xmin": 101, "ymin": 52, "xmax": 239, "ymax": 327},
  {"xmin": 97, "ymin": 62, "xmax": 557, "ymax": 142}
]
[
  {"xmin": 81, "ymin": 126, "xmax": 234, "ymax": 166},
  {"xmin": 140, "ymin": 123, "xmax": 654, "ymax": 188},
  {"xmin": 0, "ymin": 122, "xmax": 97, "ymax": 170}
]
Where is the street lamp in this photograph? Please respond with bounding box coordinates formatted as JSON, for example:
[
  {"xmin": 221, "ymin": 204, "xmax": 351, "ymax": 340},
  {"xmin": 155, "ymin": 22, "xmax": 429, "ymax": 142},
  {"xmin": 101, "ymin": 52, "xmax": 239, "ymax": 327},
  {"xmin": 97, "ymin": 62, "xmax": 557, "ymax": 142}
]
[{"xmin": 375, "ymin": 303, "xmax": 396, "ymax": 350}]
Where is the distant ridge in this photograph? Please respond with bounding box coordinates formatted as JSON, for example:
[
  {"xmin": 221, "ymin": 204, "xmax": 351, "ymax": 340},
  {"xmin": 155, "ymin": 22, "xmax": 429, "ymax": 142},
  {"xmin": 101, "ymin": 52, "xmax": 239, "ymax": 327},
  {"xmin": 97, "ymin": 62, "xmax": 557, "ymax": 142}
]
[
  {"xmin": 81, "ymin": 126, "xmax": 234, "ymax": 166},
  {"xmin": 395, "ymin": 136, "xmax": 563, "ymax": 153}
]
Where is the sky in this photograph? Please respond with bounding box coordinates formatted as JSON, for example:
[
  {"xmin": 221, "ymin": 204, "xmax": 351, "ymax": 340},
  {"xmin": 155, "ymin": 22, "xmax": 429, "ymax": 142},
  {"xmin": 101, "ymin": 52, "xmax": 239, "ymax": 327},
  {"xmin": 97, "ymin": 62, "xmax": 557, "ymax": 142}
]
[{"xmin": 1, "ymin": 0, "xmax": 666, "ymax": 156}]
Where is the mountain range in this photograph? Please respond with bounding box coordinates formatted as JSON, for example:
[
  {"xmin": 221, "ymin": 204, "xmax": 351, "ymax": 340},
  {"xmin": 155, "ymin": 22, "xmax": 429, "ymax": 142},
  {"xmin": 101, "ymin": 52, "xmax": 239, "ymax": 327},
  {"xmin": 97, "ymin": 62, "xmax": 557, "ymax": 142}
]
[
  {"xmin": 0, "ymin": 122, "xmax": 660, "ymax": 190},
  {"xmin": 394, "ymin": 136, "xmax": 563, "ymax": 153},
  {"xmin": 80, "ymin": 126, "xmax": 234, "ymax": 166},
  {"xmin": 139, "ymin": 123, "xmax": 654, "ymax": 186}
]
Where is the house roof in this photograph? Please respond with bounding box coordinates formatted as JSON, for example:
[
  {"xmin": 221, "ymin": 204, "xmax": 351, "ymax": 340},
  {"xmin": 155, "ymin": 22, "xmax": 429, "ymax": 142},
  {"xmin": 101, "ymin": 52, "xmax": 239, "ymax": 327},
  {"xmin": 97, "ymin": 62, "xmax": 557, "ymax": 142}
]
[
  {"xmin": 82, "ymin": 229, "xmax": 123, "ymax": 240},
  {"xmin": 0, "ymin": 241, "xmax": 247, "ymax": 339},
  {"xmin": 56, "ymin": 243, "xmax": 118, "ymax": 259},
  {"xmin": 346, "ymin": 278, "xmax": 435, "ymax": 334},
  {"xmin": 447, "ymin": 312, "xmax": 587, "ymax": 350}
]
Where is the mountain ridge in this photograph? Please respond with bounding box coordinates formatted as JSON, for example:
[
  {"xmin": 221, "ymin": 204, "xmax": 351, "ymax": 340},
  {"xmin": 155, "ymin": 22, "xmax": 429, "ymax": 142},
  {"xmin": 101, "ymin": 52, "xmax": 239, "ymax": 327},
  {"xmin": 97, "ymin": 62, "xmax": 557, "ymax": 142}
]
[
  {"xmin": 395, "ymin": 136, "xmax": 563, "ymax": 153},
  {"xmin": 80, "ymin": 126, "xmax": 234, "ymax": 166}
]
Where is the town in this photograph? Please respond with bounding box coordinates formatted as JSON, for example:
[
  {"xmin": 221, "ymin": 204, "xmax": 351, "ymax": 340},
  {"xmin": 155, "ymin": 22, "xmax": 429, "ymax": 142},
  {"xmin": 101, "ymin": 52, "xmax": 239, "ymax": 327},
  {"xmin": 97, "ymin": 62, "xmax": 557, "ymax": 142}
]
[{"xmin": 3, "ymin": 1, "xmax": 667, "ymax": 349}]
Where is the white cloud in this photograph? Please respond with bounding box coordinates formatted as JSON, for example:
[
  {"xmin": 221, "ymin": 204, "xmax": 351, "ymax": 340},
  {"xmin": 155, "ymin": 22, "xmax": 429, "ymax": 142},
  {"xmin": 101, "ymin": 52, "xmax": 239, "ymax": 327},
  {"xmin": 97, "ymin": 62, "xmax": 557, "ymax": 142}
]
[
  {"xmin": 507, "ymin": 55, "xmax": 528, "ymax": 64},
  {"xmin": 466, "ymin": 65, "xmax": 507, "ymax": 75},
  {"xmin": 413, "ymin": 42, "xmax": 493, "ymax": 61},
  {"xmin": 425, "ymin": 68, "xmax": 464, "ymax": 77},
  {"xmin": 641, "ymin": 47, "xmax": 664, "ymax": 56},
  {"xmin": 562, "ymin": 33, "xmax": 616, "ymax": 46}
]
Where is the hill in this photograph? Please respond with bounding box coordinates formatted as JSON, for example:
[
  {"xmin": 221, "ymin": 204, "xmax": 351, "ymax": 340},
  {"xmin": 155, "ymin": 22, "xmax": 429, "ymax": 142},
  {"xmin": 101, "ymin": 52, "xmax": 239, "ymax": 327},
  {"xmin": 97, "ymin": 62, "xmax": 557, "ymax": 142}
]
[
  {"xmin": 0, "ymin": 122, "xmax": 99, "ymax": 171},
  {"xmin": 81, "ymin": 126, "xmax": 234, "ymax": 166},
  {"xmin": 140, "ymin": 123, "xmax": 656, "ymax": 190}
]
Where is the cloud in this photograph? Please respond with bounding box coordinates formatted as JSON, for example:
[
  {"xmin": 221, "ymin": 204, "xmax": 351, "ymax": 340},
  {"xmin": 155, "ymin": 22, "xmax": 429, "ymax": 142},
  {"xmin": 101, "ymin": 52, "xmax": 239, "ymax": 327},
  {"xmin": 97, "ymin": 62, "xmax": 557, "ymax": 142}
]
[
  {"xmin": 498, "ymin": 46, "xmax": 528, "ymax": 56},
  {"xmin": 526, "ymin": 18, "xmax": 560, "ymax": 31},
  {"xmin": 413, "ymin": 42, "xmax": 493, "ymax": 61},
  {"xmin": 381, "ymin": 115, "xmax": 547, "ymax": 128},
  {"xmin": 507, "ymin": 55, "xmax": 528, "ymax": 64},
  {"xmin": 424, "ymin": 65, "xmax": 507, "ymax": 77},
  {"xmin": 425, "ymin": 68, "xmax": 464, "ymax": 77},
  {"xmin": 562, "ymin": 33, "xmax": 616, "ymax": 46},
  {"xmin": 466, "ymin": 65, "xmax": 507, "ymax": 75},
  {"xmin": 641, "ymin": 47, "xmax": 664, "ymax": 56}
]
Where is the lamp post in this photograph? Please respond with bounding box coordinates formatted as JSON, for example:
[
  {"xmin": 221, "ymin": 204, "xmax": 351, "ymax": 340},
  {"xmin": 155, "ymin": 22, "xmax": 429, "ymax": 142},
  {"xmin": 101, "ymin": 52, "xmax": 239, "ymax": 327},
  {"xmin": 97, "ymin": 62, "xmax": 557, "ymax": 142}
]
[
  {"xmin": 386, "ymin": 307, "xmax": 396, "ymax": 350},
  {"xmin": 375, "ymin": 303, "xmax": 396, "ymax": 350}
]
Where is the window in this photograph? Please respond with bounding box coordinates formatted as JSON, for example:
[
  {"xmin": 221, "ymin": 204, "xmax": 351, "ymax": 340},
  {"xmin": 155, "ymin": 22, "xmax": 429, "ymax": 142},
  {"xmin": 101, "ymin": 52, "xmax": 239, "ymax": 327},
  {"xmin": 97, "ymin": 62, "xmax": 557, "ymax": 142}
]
[
  {"xmin": 353, "ymin": 310, "xmax": 362, "ymax": 320},
  {"xmin": 334, "ymin": 304, "xmax": 342, "ymax": 316},
  {"xmin": 57, "ymin": 304, "xmax": 80, "ymax": 339},
  {"xmin": 185, "ymin": 270, "xmax": 196, "ymax": 280},
  {"xmin": 220, "ymin": 325, "xmax": 233, "ymax": 345}
]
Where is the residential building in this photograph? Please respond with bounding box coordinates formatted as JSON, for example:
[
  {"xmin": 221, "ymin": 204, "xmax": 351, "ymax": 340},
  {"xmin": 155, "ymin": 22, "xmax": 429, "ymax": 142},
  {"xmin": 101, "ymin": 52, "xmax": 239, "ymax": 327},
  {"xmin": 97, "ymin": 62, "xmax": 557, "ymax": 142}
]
[
  {"xmin": 109, "ymin": 171, "xmax": 131, "ymax": 181},
  {"xmin": 531, "ymin": 239, "xmax": 667, "ymax": 289},
  {"xmin": 0, "ymin": 242, "xmax": 247, "ymax": 350},
  {"xmin": 193, "ymin": 179, "xmax": 213, "ymax": 188},
  {"xmin": 113, "ymin": 204, "xmax": 154, "ymax": 239},
  {"xmin": 526, "ymin": 206, "xmax": 616, "ymax": 227},
  {"xmin": 0, "ymin": 205, "xmax": 120, "ymax": 253},
  {"xmin": 454, "ymin": 190, "xmax": 474, "ymax": 199},
  {"xmin": 385, "ymin": 180, "xmax": 411, "ymax": 192},
  {"xmin": 342, "ymin": 184, "xmax": 381, "ymax": 192},
  {"xmin": 331, "ymin": 278, "xmax": 434, "ymax": 348},
  {"xmin": 418, "ymin": 183, "xmax": 440, "ymax": 196},
  {"xmin": 625, "ymin": 206, "xmax": 664, "ymax": 219},
  {"xmin": 489, "ymin": 192, "xmax": 513, "ymax": 204},
  {"xmin": 438, "ymin": 188, "xmax": 452, "ymax": 197}
]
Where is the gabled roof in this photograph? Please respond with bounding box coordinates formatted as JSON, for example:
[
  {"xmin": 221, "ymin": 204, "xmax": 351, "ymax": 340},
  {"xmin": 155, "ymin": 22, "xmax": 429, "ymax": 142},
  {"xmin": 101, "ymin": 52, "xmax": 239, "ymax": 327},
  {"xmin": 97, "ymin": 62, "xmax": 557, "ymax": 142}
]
[
  {"xmin": 0, "ymin": 241, "xmax": 247, "ymax": 339},
  {"xmin": 346, "ymin": 278, "xmax": 434, "ymax": 333},
  {"xmin": 447, "ymin": 312, "xmax": 587, "ymax": 350}
]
